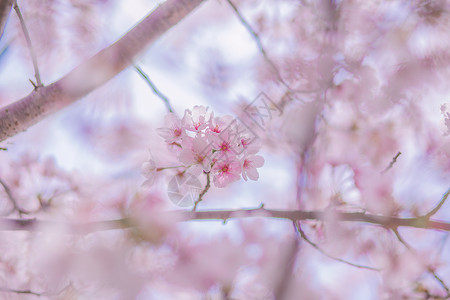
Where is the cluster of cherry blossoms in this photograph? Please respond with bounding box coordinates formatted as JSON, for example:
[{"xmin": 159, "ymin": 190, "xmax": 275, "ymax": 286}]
[{"xmin": 143, "ymin": 106, "xmax": 264, "ymax": 188}]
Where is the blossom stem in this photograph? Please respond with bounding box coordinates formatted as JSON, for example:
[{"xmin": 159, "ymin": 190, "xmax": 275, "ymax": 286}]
[
  {"xmin": 192, "ymin": 172, "xmax": 210, "ymax": 211},
  {"xmin": 156, "ymin": 165, "xmax": 187, "ymax": 171},
  {"xmin": 14, "ymin": 1, "xmax": 42, "ymax": 87}
]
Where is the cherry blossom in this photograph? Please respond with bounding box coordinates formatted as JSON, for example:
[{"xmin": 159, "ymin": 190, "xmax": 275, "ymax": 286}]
[
  {"xmin": 141, "ymin": 159, "xmax": 158, "ymax": 187},
  {"xmin": 178, "ymin": 136, "xmax": 211, "ymax": 175},
  {"xmin": 154, "ymin": 106, "xmax": 265, "ymax": 189},
  {"xmin": 212, "ymin": 158, "xmax": 242, "ymax": 188},
  {"xmin": 157, "ymin": 113, "xmax": 186, "ymax": 144},
  {"xmin": 182, "ymin": 105, "xmax": 212, "ymax": 133},
  {"xmin": 241, "ymin": 154, "xmax": 264, "ymax": 181}
]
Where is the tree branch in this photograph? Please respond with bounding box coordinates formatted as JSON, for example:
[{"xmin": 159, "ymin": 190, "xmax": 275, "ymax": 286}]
[
  {"xmin": 425, "ymin": 187, "xmax": 450, "ymax": 219},
  {"xmin": 392, "ymin": 228, "xmax": 450, "ymax": 298},
  {"xmin": 0, "ymin": 0, "xmax": 205, "ymax": 142},
  {"xmin": 193, "ymin": 171, "xmax": 210, "ymax": 211},
  {"xmin": 294, "ymin": 221, "xmax": 378, "ymax": 271},
  {"xmin": 225, "ymin": 0, "xmax": 292, "ymax": 93},
  {"xmin": 134, "ymin": 65, "xmax": 174, "ymax": 113},
  {"xmin": 381, "ymin": 151, "xmax": 401, "ymax": 174},
  {"xmin": 0, "ymin": 207, "xmax": 449, "ymax": 233},
  {"xmin": 0, "ymin": 177, "xmax": 29, "ymax": 216},
  {"xmin": 14, "ymin": 1, "xmax": 42, "ymax": 87},
  {"xmin": 0, "ymin": 0, "xmax": 14, "ymax": 40}
]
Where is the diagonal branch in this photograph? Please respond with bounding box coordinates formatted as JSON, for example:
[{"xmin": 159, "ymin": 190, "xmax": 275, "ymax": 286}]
[
  {"xmin": 294, "ymin": 221, "xmax": 378, "ymax": 271},
  {"xmin": 225, "ymin": 0, "xmax": 292, "ymax": 92},
  {"xmin": 0, "ymin": 0, "xmax": 205, "ymax": 142},
  {"xmin": 0, "ymin": 0, "xmax": 14, "ymax": 40},
  {"xmin": 381, "ymin": 151, "xmax": 401, "ymax": 174},
  {"xmin": 14, "ymin": 0, "xmax": 42, "ymax": 87},
  {"xmin": 0, "ymin": 177, "xmax": 29, "ymax": 216}
]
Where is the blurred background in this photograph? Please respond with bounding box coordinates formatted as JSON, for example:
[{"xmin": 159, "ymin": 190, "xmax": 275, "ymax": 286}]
[{"xmin": 0, "ymin": 0, "xmax": 449, "ymax": 299}]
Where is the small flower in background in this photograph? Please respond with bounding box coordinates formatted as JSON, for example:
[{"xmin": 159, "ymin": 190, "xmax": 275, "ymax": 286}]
[
  {"xmin": 157, "ymin": 113, "xmax": 186, "ymax": 144},
  {"xmin": 241, "ymin": 155, "xmax": 265, "ymax": 181},
  {"xmin": 141, "ymin": 159, "xmax": 157, "ymax": 187}
]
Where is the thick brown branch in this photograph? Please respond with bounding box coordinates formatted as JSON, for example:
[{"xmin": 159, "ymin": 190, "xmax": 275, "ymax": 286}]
[
  {"xmin": 0, "ymin": 208, "xmax": 449, "ymax": 233},
  {"xmin": 0, "ymin": 0, "xmax": 14, "ymax": 40},
  {"xmin": 0, "ymin": 0, "xmax": 205, "ymax": 142}
]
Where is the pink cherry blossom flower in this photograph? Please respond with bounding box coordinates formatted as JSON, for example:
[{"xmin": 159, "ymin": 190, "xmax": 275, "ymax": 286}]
[
  {"xmin": 237, "ymin": 134, "xmax": 261, "ymax": 155},
  {"xmin": 182, "ymin": 105, "xmax": 212, "ymax": 132},
  {"xmin": 141, "ymin": 159, "xmax": 157, "ymax": 187},
  {"xmin": 208, "ymin": 115, "xmax": 234, "ymax": 134},
  {"xmin": 212, "ymin": 159, "xmax": 241, "ymax": 188},
  {"xmin": 178, "ymin": 136, "xmax": 212, "ymax": 175},
  {"xmin": 157, "ymin": 113, "xmax": 186, "ymax": 144},
  {"xmin": 216, "ymin": 131, "xmax": 240, "ymax": 155},
  {"xmin": 241, "ymin": 155, "xmax": 264, "ymax": 181}
]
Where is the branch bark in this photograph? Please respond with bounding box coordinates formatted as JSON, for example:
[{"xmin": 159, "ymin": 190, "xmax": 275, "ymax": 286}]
[
  {"xmin": 0, "ymin": 0, "xmax": 205, "ymax": 142},
  {"xmin": 0, "ymin": 0, "xmax": 14, "ymax": 40},
  {"xmin": 0, "ymin": 207, "xmax": 449, "ymax": 233}
]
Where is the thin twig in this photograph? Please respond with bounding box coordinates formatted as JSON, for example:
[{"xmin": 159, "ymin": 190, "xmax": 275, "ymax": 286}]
[
  {"xmin": 0, "ymin": 177, "xmax": 28, "ymax": 216},
  {"xmin": 225, "ymin": 0, "xmax": 295, "ymax": 93},
  {"xmin": 134, "ymin": 65, "xmax": 174, "ymax": 113},
  {"xmin": 192, "ymin": 172, "xmax": 210, "ymax": 211},
  {"xmin": 392, "ymin": 228, "xmax": 450, "ymax": 298},
  {"xmin": 0, "ymin": 281, "xmax": 72, "ymax": 297},
  {"xmin": 381, "ymin": 151, "xmax": 401, "ymax": 174},
  {"xmin": 425, "ymin": 187, "xmax": 450, "ymax": 219},
  {"xmin": 392, "ymin": 227, "xmax": 411, "ymax": 249},
  {"xmin": 294, "ymin": 221, "xmax": 379, "ymax": 271},
  {"xmin": 13, "ymin": 0, "xmax": 42, "ymax": 87}
]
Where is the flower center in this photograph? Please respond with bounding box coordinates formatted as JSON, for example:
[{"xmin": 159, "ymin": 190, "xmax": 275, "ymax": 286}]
[
  {"xmin": 221, "ymin": 165, "xmax": 229, "ymax": 173},
  {"xmin": 220, "ymin": 142, "xmax": 229, "ymax": 151},
  {"xmin": 195, "ymin": 154, "xmax": 205, "ymax": 164},
  {"xmin": 243, "ymin": 159, "xmax": 250, "ymax": 168},
  {"xmin": 241, "ymin": 138, "xmax": 250, "ymax": 147}
]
